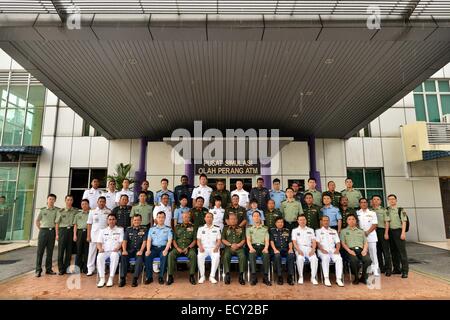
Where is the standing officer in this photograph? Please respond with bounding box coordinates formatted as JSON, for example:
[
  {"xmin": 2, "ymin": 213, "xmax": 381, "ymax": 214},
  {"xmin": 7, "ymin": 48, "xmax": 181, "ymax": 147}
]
[
  {"xmin": 115, "ymin": 178, "xmax": 134, "ymax": 205},
  {"xmin": 315, "ymin": 216, "xmax": 344, "ymax": 287},
  {"xmin": 82, "ymin": 178, "xmax": 102, "ymax": 209},
  {"xmin": 167, "ymin": 211, "xmax": 197, "ymax": 285},
  {"xmin": 86, "ymin": 196, "xmax": 111, "ymax": 276},
  {"xmin": 197, "ymin": 212, "xmax": 221, "ymax": 284},
  {"xmin": 190, "ymin": 196, "xmax": 208, "ymax": 232},
  {"xmin": 269, "ymin": 178, "xmax": 286, "ymax": 209},
  {"xmin": 246, "ymin": 211, "xmax": 271, "ymax": 286},
  {"xmin": 173, "ymin": 195, "xmax": 191, "ymax": 224},
  {"xmin": 270, "ymin": 217, "xmax": 295, "ymax": 285},
  {"xmin": 302, "ymin": 193, "xmax": 322, "ymax": 231},
  {"xmin": 224, "ymin": 194, "xmax": 247, "ymax": 228},
  {"xmin": 112, "ymin": 194, "xmax": 132, "ymax": 229},
  {"xmin": 222, "ymin": 212, "xmax": 246, "ymax": 285},
  {"xmin": 73, "ymin": 199, "xmax": 90, "ymax": 274},
  {"xmin": 338, "ymin": 196, "xmax": 355, "ymax": 230},
  {"xmin": 371, "ymin": 195, "xmax": 392, "ymax": 276},
  {"xmin": 291, "ymin": 215, "xmax": 319, "ymax": 285},
  {"xmin": 386, "ymin": 194, "xmax": 409, "ymax": 278},
  {"xmin": 174, "ymin": 175, "xmax": 193, "ymax": 208},
  {"xmin": 145, "ymin": 211, "xmax": 173, "ymax": 285},
  {"xmin": 280, "ymin": 188, "xmax": 303, "ymax": 231},
  {"xmin": 291, "ymin": 182, "xmax": 304, "ymax": 204},
  {"xmin": 340, "ymin": 214, "xmax": 372, "ymax": 284},
  {"xmin": 209, "ymin": 196, "xmax": 225, "ymax": 231},
  {"xmin": 323, "ymin": 181, "xmax": 341, "ymax": 207},
  {"xmin": 210, "ymin": 179, "xmax": 231, "ymax": 208},
  {"xmin": 153, "ymin": 193, "xmax": 173, "ymax": 228},
  {"xmin": 134, "ymin": 180, "xmax": 154, "ymax": 205},
  {"xmin": 249, "ymin": 177, "xmax": 270, "ymax": 211},
  {"xmin": 154, "ymin": 178, "xmax": 175, "ymax": 207},
  {"xmin": 264, "ymin": 199, "xmax": 282, "ymax": 229},
  {"xmin": 130, "ymin": 192, "xmax": 153, "ymax": 227},
  {"xmin": 119, "ymin": 214, "xmax": 147, "ymax": 287},
  {"xmin": 321, "ymin": 194, "xmax": 342, "ymax": 232},
  {"xmin": 357, "ymin": 198, "xmax": 379, "ymax": 276},
  {"xmin": 96, "ymin": 213, "xmax": 124, "ymax": 288},
  {"xmin": 341, "ymin": 178, "xmax": 363, "ymax": 209},
  {"xmin": 304, "ymin": 178, "xmax": 322, "ymax": 207},
  {"xmin": 35, "ymin": 194, "xmax": 59, "ymax": 277},
  {"xmin": 191, "ymin": 174, "xmax": 213, "ymax": 209},
  {"xmin": 103, "ymin": 180, "xmax": 117, "ymax": 211},
  {"xmin": 231, "ymin": 179, "xmax": 250, "ymax": 209},
  {"xmin": 55, "ymin": 194, "xmax": 78, "ymax": 275},
  {"xmin": 246, "ymin": 199, "xmax": 265, "ymax": 226},
  {"xmin": 0, "ymin": 196, "xmax": 10, "ymax": 240}
]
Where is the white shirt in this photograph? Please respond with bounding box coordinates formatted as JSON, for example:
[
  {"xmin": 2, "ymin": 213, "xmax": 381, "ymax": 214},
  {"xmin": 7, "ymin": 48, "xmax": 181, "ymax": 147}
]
[
  {"xmin": 315, "ymin": 226, "xmax": 340, "ymax": 253},
  {"xmin": 97, "ymin": 225, "xmax": 124, "ymax": 252},
  {"xmin": 115, "ymin": 189, "xmax": 134, "ymax": 205},
  {"xmin": 357, "ymin": 209, "xmax": 378, "ymax": 243},
  {"xmin": 87, "ymin": 207, "xmax": 111, "ymax": 242},
  {"xmin": 231, "ymin": 189, "xmax": 249, "ymax": 208},
  {"xmin": 209, "ymin": 207, "xmax": 225, "ymax": 231},
  {"xmin": 102, "ymin": 190, "xmax": 117, "ymax": 210},
  {"xmin": 196, "ymin": 224, "xmax": 221, "ymax": 249},
  {"xmin": 291, "ymin": 226, "xmax": 316, "ymax": 248},
  {"xmin": 82, "ymin": 188, "xmax": 102, "ymax": 209},
  {"xmin": 153, "ymin": 204, "xmax": 172, "ymax": 227},
  {"xmin": 191, "ymin": 185, "xmax": 213, "ymax": 208}
]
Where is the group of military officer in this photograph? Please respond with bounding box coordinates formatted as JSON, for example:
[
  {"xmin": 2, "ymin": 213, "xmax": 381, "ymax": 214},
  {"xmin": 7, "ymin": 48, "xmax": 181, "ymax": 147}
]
[{"xmin": 34, "ymin": 174, "xmax": 409, "ymax": 287}]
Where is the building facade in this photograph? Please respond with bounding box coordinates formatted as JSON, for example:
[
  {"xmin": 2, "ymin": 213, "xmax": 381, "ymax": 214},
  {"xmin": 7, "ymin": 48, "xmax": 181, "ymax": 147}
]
[{"xmin": 0, "ymin": 48, "xmax": 449, "ymax": 243}]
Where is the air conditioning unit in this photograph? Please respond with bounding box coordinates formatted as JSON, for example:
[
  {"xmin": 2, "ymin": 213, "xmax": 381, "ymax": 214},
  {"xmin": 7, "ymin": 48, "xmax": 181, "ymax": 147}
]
[{"xmin": 442, "ymin": 114, "xmax": 450, "ymax": 123}]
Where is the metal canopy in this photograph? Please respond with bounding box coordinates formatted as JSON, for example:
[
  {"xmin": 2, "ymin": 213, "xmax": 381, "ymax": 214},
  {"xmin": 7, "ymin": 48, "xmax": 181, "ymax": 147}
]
[{"xmin": 0, "ymin": 4, "xmax": 450, "ymax": 140}]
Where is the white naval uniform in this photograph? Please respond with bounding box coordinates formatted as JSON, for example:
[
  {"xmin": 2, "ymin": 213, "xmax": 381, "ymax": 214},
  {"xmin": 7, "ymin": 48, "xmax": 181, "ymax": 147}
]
[
  {"xmin": 115, "ymin": 189, "xmax": 134, "ymax": 205},
  {"xmin": 209, "ymin": 207, "xmax": 225, "ymax": 231},
  {"xmin": 357, "ymin": 208, "xmax": 379, "ymax": 274},
  {"xmin": 102, "ymin": 190, "xmax": 117, "ymax": 211},
  {"xmin": 96, "ymin": 226, "xmax": 124, "ymax": 279},
  {"xmin": 153, "ymin": 204, "xmax": 172, "ymax": 227},
  {"xmin": 191, "ymin": 185, "xmax": 213, "ymax": 208},
  {"xmin": 196, "ymin": 224, "xmax": 221, "ymax": 279},
  {"xmin": 315, "ymin": 227, "xmax": 343, "ymax": 280},
  {"xmin": 82, "ymin": 187, "xmax": 102, "ymax": 209},
  {"xmin": 291, "ymin": 226, "xmax": 318, "ymax": 280},
  {"xmin": 86, "ymin": 207, "xmax": 111, "ymax": 273},
  {"xmin": 231, "ymin": 189, "xmax": 250, "ymax": 208}
]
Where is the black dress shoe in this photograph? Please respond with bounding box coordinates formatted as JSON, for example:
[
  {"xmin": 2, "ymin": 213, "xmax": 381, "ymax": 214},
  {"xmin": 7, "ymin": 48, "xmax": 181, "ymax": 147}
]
[
  {"xmin": 225, "ymin": 273, "xmax": 231, "ymax": 285},
  {"xmin": 58, "ymin": 271, "xmax": 65, "ymax": 276},
  {"xmin": 359, "ymin": 276, "xmax": 367, "ymax": 284},
  {"xmin": 392, "ymin": 269, "xmax": 402, "ymax": 275},
  {"xmin": 401, "ymin": 273, "xmax": 408, "ymax": 279},
  {"xmin": 250, "ymin": 274, "xmax": 257, "ymax": 286},
  {"xmin": 35, "ymin": 271, "xmax": 42, "ymax": 278},
  {"xmin": 189, "ymin": 275, "xmax": 196, "ymax": 285},
  {"xmin": 263, "ymin": 276, "xmax": 272, "ymax": 286},
  {"xmin": 385, "ymin": 271, "xmax": 392, "ymax": 277},
  {"xmin": 132, "ymin": 278, "xmax": 138, "ymax": 287},
  {"xmin": 158, "ymin": 277, "xmax": 164, "ymax": 285},
  {"xmin": 145, "ymin": 277, "xmax": 153, "ymax": 285},
  {"xmin": 46, "ymin": 270, "xmax": 56, "ymax": 275},
  {"xmin": 239, "ymin": 273, "xmax": 245, "ymax": 285},
  {"xmin": 166, "ymin": 275, "xmax": 174, "ymax": 285},
  {"xmin": 119, "ymin": 278, "xmax": 126, "ymax": 287},
  {"xmin": 352, "ymin": 276, "xmax": 359, "ymax": 285},
  {"xmin": 287, "ymin": 275, "xmax": 294, "ymax": 286},
  {"xmin": 277, "ymin": 276, "xmax": 283, "ymax": 285}
]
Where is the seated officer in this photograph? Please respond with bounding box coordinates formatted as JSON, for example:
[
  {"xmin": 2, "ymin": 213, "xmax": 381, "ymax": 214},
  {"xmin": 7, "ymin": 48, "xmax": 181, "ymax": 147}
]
[
  {"xmin": 270, "ymin": 217, "xmax": 295, "ymax": 285},
  {"xmin": 340, "ymin": 214, "xmax": 372, "ymax": 284},
  {"xmin": 119, "ymin": 214, "xmax": 147, "ymax": 287},
  {"xmin": 167, "ymin": 211, "xmax": 197, "ymax": 285},
  {"xmin": 96, "ymin": 213, "xmax": 124, "ymax": 288},
  {"xmin": 221, "ymin": 212, "xmax": 246, "ymax": 285},
  {"xmin": 145, "ymin": 211, "xmax": 173, "ymax": 285},
  {"xmin": 197, "ymin": 212, "xmax": 221, "ymax": 284},
  {"xmin": 315, "ymin": 216, "xmax": 344, "ymax": 287},
  {"xmin": 246, "ymin": 211, "xmax": 271, "ymax": 286},
  {"xmin": 292, "ymin": 215, "xmax": 319, "ymax": 285}
]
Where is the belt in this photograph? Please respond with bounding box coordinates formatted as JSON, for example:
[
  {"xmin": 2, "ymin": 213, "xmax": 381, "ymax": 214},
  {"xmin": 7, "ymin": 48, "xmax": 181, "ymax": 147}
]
[
  {"xmin": 41, "ymin": 227, "xmax": 54, "ymax": 230},
  {"xmin": 151, "ymin": 245, "xmax": 166, "ymax": 249},
  {"xmin": 78, "ymin": 228, "xmax": 87, "ymax": 231},
  {"xmin": 66, "ymin": 226, "xmax": 73, "ymax": 229}
]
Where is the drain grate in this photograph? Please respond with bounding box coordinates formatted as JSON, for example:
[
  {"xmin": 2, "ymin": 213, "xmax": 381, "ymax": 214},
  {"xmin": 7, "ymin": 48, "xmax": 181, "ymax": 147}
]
[{"xmin": 0, "ymin": 259, "xmax": 20, "ymax": 265}]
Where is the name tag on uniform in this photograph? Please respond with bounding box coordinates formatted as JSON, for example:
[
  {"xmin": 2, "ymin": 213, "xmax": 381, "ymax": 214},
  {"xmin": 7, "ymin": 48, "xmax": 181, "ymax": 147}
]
[{"xmin": 202, "ymin": 231, "xmax": 206, "ymax": 234}]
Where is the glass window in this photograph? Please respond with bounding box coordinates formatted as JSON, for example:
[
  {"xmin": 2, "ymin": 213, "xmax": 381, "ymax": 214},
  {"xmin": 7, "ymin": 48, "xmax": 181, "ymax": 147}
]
[
  {"xmin": 7, "ymin": 85, "xmax": 27, "ymax": 108},
  {"xmin": 438, "ymin": 80, "xmax": 450, "ymax": 92},
  {"xmin": 287, "ymin": 179, "xmax": 305, "ymax": 192},
  {"xmin": 69, "ymin": 168, "xmax": 107, "ymax": 207},
  {"xmin": 441, "ymin": 95, "xmax": 450, "ymax": 116},
  {"xmin": 413, "ymin": 84, "xmax": 422, "ymax": 92},
  {"xmin": 347, "ymin": 168, "xmax": 385, "ymax": 205},
  {"xmin": 424, "ymin": 80, "xmax": 436, "ymax": 92},
  {"xmin": 347, "ymin": 169, "xmax": 364, "ymax": 189},
  {"xmin": 426, "ymin": 95, "xmax": 440, "ymax": 122},
  {"xmin": 414, "ymin": 94, "xmax": 426, "ymax": 121},
  {"xmin": 23, "ymin": 107, "xmax": 44, "ymax": 145}
]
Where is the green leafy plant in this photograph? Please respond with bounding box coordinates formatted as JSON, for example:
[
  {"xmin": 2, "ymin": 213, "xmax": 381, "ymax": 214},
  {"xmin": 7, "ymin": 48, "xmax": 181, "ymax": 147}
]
[{"xmin": 107, "ymin": 163, "xmax": 134, "ymax": 190}]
